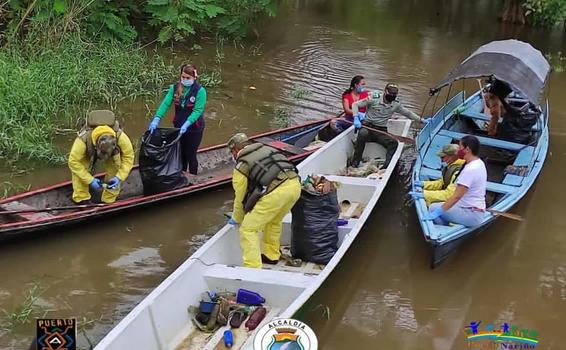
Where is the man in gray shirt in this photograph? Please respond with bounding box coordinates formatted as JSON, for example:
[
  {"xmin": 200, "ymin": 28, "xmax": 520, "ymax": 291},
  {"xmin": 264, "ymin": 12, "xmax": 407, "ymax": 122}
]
[{"xmin": 351, "ymin": 83, "xmax": 428, "ymax": 168}]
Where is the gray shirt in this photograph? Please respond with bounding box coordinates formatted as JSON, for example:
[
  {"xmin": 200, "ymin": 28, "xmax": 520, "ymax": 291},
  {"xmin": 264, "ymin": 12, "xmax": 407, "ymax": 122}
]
[{"xmin": 352, "ymin": 90, "xmax": 422, "ymax": 128}]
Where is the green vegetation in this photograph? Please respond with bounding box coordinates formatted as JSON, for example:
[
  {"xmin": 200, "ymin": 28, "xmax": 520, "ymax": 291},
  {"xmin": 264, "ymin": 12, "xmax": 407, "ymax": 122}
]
[
  {"xmin": 0, "ymin": 281, "xmax": 48, "ymax": 332},
  {"xmin": 0, "ymin": 0, "xmax": 276, "ymax": 166},
  {"xmin": 272, "ymin": 107, "xmax": 293, "ymax": 128},
  {"xmin": 546, "ymin": 52, "xmax": 566, "ymax": 73},
  {"xmin": 0, "ymin": 35, "xmax": 172, "ymax": 164},
  {"xmin": 292, "ymin": 85, "xmax": 311, "ymax": 99},
  {"xmin": 501, "ymin": 0, "xmax": 566, "ymax": 26},
  {"xmin": 2, "ymin": 0, "xmax": 276, "ymax": 44},
  {"xmin": 522, "ymin": 0, "xmax": 566, "ymax": 26}
]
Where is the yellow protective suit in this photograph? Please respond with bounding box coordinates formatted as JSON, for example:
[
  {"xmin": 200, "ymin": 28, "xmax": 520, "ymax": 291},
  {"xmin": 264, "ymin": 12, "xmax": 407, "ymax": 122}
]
[
  {"xmin": 232, "ymin": 169, "xmax": 301, "ymax": 269},
  {"xmin": 68, "ymin": 127, "xmax": 134, "ymax": 204},
  {"xmin": 422, "ymin": 158, "xmax": 465, "ymax": 206}
]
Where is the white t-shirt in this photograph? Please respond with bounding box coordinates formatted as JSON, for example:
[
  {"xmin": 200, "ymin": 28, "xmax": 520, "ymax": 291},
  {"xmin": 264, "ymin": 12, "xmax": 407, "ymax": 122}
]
[{"xmin": 455, "ymin": 158, "xmax": 487, "ymax": 209}]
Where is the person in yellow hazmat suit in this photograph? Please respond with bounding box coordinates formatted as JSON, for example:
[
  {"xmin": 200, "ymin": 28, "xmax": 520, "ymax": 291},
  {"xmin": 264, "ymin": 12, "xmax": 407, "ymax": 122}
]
[
  {"xmin": 409, "ymin": 144, "xmax": 465, "ymax": 206},
  {"xmin": 68, "ymin": 110, "xmax": 134, "ymax": 204},
  {"xmin": 226, "ymin": 133, "xmax": 301, "ymax": 269}
]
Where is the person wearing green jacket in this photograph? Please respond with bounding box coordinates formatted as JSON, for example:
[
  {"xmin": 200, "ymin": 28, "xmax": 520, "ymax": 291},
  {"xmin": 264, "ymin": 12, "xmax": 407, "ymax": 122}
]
[
  {"xmin": 148, "ymin": 64, "xmax": 207, "ymax": 175},
  {"xmin": 409, "ymin": 144, "xmax": 465, "ymax": 206}
]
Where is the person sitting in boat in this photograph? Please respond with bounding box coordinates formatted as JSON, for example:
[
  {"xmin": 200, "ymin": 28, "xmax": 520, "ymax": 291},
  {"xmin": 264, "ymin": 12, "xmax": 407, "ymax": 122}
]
[
  {"xmin": 226, "ymin": 133, "xmax": 301, "ymax": 269},
  {"xmin": 425, "ymin": 135, "xmax": 486, "ymax": 227},
  {"xmin": 350, "ymin": 83, "xmax": 429, "ymax": 168},
  {"xmin": 68, "ymin": 110, "xmax": 134, "ymax": 204},
  {"xmin": 331, "ymin": 75, "xmax": 369, "ymax": 133},
  {"xmin": 409, "ymin": 144, "xmax": 465, "ymax": 206},
  {"xmin": 486, "ymin": 79, "xmax": 537, "ymax": 144},
  {"xmin": 148, "ymin": 63, "xmax": 207, "ymax": 178}
]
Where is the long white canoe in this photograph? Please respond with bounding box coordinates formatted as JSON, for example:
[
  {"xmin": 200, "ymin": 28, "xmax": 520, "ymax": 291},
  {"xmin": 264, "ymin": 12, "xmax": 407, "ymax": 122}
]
[{"xmin": 94, "ymin": 119, "xmax": 412, "ymax": 350}]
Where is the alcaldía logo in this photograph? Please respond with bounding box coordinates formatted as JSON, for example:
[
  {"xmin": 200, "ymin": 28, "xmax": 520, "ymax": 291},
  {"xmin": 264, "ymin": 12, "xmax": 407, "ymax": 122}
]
[
  {"xmin": 464, "ymin": 321, "xmax": 539, "ymax": 349},
  {"xmin": 253, "ymin": 318, "xmax": 318, "ymax": 350}
]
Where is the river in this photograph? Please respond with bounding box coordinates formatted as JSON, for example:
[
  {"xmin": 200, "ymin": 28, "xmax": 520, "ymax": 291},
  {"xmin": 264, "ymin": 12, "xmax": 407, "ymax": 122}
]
[{"xmin": 1, "ymin": 0, "xmax": 565, "ymax": 349}]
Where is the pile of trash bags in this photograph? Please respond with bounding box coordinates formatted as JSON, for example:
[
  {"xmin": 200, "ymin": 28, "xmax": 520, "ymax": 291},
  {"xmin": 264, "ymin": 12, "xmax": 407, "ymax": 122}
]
[{"xmin": 291, "ymin": 175, "xmax": 340, "ymax": 264}]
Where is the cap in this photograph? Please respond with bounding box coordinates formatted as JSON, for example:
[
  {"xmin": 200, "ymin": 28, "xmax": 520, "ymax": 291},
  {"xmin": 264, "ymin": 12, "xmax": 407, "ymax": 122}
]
[
  {"xmin": 97, "ymin": 134, "xmax": 117, "ymax": 155},
  {"xmin": 436, "ymin": 144, "xmax": 459, "ymax": 157},
  {"xmin": 227, "ymin": 133, "xmax": 249, "ymax": 150},
  {"xmin": 384, "ymin": 83, "xmax": 399, "ymax": 96},
  {"xmin": 488, "ymin": 79, "xmax": 512, "ymax": 101}
]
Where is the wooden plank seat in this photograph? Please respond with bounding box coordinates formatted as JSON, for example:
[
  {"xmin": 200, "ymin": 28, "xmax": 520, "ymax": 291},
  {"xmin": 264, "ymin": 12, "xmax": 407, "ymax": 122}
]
[
  {"xmin": 0, "ymin": 201, "xmax": 56, "ymax": 221},
  {"xmin": 254, "ymin": 137, "xmax": 306, "ymax": 155},
  {"xmin": 437, "ymin": 129, "xmax": 533, "ymax": 152},
  {"xmin": 458, "ymin": 109, "xmax": 541, "ymax": 131},
  {"xmin": 419, "ymin": 167, "xmax": 515, "ymax": 194}
]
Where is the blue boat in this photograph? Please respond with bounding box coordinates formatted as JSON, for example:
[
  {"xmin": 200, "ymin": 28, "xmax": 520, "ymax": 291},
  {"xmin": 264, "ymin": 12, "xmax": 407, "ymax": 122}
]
[{"xmin": 412, "ymin": 40, "xmax": 551, "ymax": 267}]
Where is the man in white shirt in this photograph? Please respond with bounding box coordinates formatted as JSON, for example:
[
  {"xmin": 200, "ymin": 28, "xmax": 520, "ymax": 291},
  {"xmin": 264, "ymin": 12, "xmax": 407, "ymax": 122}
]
[{"xmin": 426, "ymin": 135, "xmax": 487, "ymax": 227}]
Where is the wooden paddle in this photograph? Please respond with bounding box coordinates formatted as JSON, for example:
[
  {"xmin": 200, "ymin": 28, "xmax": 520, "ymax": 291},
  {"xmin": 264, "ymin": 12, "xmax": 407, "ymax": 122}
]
[
  {"xmin": 486, "ymin": 209, "xmax": 524, "ymax": 221},
  {"xmin": 0, "ymin": 203, "xmax": 107, "ymax": 215},
  {"xmin": 341, "ymin": 120, "xmax": 416, "ymax": 144}
]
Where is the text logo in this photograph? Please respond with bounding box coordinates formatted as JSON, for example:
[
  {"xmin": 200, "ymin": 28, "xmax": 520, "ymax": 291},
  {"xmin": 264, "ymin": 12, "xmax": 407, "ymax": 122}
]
[
  {"xmin": 464, "ymin": 321, "xmax": 539, "ymax": 348},
  {"xmin": 36, "ymin": 319, "xmax": 76, "ymax": 350},
  {"xmin": 254, "ymin": 318, "xmax": 318, "ymax": 350}
]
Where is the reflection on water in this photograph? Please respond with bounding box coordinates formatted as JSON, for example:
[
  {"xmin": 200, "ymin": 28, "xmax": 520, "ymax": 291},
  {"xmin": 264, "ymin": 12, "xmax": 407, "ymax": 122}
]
[{"xmin": 1, "ymin": 0, "xmax": 566, "ymax": 348}]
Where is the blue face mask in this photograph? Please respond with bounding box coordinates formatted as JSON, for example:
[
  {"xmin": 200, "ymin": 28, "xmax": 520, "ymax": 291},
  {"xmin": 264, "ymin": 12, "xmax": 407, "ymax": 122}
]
[
  {"xmin": 181, "ymin": 78, "xmax": 194, "ymax": 87},
  {"xmin": 356, "ymin": 86, "xmax": 365, "ymax": 94}
]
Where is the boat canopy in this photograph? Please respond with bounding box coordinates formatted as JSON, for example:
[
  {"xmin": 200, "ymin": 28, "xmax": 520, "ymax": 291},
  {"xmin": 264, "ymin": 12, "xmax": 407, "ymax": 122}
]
[{"xmin": 430, "ymin": 39, "xmax": 551, "ymax": 105}]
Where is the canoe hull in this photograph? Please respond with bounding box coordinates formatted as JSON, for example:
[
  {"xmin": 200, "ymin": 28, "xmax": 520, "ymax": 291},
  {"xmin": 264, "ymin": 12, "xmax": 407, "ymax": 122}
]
[{"xmin": 0, "ymin": 119, "xmax": 330, "ymax": 242}]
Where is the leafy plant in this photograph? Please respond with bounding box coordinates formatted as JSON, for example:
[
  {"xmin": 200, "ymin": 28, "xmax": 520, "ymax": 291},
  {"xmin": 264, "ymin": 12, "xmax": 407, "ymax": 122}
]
[
  {"xmin": 0, "ymin": 281, "xmax": 48, "ymax": 332},
  {"xmin": 292, "ymin": 85, "xmax": 311, "ymax": 99},
  {"xmin": 522, "ymin": 0, "xmax": 566, "ymax": 26},
  {"xmin": 546, "ymin": 51, "xmax": 566, "ymax": 73}
]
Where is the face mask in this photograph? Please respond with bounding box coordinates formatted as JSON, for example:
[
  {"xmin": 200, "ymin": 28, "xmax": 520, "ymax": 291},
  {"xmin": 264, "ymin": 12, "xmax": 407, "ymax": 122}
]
[
  {"xmin": 181, "ymin": 78, "xmax": 194, "ymax": 87},
  {"xmin": 384, "ymin": 94, "xmax": 396, "ymax": 103},
  {"xmin": 457, "ymin": 149, "xmax": 466, "ymax": 159},
  {"xmin": 356, "ymin": 86, "xmax": 366, "ymax": 94}
]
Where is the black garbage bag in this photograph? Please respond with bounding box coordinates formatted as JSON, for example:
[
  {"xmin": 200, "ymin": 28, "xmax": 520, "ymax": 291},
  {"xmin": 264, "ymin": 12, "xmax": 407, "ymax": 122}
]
[
  {"xmin": 139, "ymin": 128, "xmax": 188, "ymax": 196},
  {"xmin": 291, "ymin": 188, "xmax": 340, "ymax": 264}
]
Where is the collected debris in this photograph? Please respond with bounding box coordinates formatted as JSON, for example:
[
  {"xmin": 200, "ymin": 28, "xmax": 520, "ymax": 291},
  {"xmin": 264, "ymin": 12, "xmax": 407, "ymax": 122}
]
[
  {"xmin": 340, "ymin": 158, "xmax": 385, "ymax": 177},
  {"xmin": 190, "ymin": 289, "xmax": 266, "ymax": 333},
  {"xmin": 301, "ymin": 175, "xmax": 339, "ymax": 194},
  {"xmin": 504, "ymin": 165, "xmax": 529, "ymax": 176}
]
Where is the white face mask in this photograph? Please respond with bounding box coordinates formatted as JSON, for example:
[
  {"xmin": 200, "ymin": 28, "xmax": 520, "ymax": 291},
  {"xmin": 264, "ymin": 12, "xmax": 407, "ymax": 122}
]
[{"xmin": 181, "ymin": 78, "xmax": 194, "ymax": 87}]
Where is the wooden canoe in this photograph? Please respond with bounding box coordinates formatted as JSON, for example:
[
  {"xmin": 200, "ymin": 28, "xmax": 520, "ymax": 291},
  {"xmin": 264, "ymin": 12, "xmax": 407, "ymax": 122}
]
[
  {"xmin": 94, "ymin": 119, "xmax": 413, "ymax": 350},
  {"xmin": 0, "ymin": 119, "xmax": 333, "ymax": 242}
]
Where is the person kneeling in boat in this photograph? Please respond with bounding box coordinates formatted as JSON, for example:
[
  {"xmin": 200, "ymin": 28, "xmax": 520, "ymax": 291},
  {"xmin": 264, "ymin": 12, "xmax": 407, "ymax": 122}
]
[
  {"xmin": 425, "ymin": 135, "xmax": 486, "ymax": 227},
  {"xmin": 409, "ymin": 144, "xmax": 465, "ymax": 206},
  {"xmin": 68, "ymin": 110, "xmax": 134, "ymax": 204},
  {"xmin": 486, "ymin": 79, "xmax": 537, "ymax": 144},
  {"xmin": 350, "ymin": 83, "xmax": 429, "ymax": 168},
  {"xmin": 226, "ymin": 133, "xmax": 301, "ymax": 269}
]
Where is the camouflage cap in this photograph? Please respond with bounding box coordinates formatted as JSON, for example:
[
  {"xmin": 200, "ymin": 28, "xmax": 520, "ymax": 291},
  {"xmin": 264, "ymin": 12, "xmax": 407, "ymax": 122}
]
[
  {"xmin": 436, "ymin": 144, "xmax": 459, "ymax": 157},
  {"xmin": 227, "ymin": 133, "xmax": 249, "ymax": 150},
  {"xmin": 384, "ymin": 83, "xmax": 399, "ymax": 96},
  {"xmin": 97, "ymin": 134, "xmax": 117, "ymax": 156}
]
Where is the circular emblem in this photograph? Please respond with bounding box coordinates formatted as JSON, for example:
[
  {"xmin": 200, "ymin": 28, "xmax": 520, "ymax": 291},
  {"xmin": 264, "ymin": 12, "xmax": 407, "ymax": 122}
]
[
  {"xmin": 253, "ymin": 318, "xmax": 318, "ymax": 350},
  {"xmin": 189, "ymin": 96, "xmax": 196, "ymax": 103}
]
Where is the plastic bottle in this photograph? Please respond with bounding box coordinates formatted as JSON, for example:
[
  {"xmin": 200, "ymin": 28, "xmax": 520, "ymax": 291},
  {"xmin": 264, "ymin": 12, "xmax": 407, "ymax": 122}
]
[
  {"xmin": 236, "ymin": 289, "xmax": 265, "ymax": 306},
  {"xmin": 206, "ymin": 303, "xmax": 220, "ymax": 329},
  {"xmin": 336, "ymin": 219, "xmax": 348, "ymax": 226},
  {"xmin": 223, "ymin": 329, "xmax": 234, "ymax": 348},
  {"xmin": 245, "ymin": 306, "xmax": 267, "ymax": 331}
]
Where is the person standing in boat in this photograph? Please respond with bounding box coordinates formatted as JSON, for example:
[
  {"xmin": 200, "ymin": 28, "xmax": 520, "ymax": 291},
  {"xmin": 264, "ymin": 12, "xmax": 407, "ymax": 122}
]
[
  {"xmin": 409, "ymin": 144, "xmax": 465, "ymax": 206},
  {"xmin": 332, "ymin": 75, "xmax": 369, "ymax": 133},
  {"xmin": 148, "ymin": 64, "xmax": 207, "ymax": 177},
  {"xmin": 425, "ymin": 135, "xmax": 486, "ymax": 227},
  {"xmin": 226, "ymin": 133, "xmax": 301, "ymax": 269},
  {"xmin": 68, "ymin": 110, "xmax": 134, "ymax": 204},
  {"xmin": 350, "ymin": 83, "xmax": 429, "ymax": 168}
]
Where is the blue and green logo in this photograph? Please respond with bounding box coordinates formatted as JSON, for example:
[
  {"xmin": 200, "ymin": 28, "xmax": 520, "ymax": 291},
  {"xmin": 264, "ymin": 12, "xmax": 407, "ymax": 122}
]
[{"xmin": 464, "ymin": 321, "xmax": 539, "ymax": 348}]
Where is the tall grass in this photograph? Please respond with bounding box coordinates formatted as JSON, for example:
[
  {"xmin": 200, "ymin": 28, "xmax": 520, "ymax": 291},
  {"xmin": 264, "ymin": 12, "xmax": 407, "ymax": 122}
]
[{"xmin": 0, "ymin": 34, "xmax": 174, "ymax": 164}]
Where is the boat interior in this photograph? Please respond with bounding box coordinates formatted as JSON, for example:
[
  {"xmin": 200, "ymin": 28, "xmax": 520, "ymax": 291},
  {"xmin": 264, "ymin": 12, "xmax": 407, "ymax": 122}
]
[
  {"xmin": 415, "ymin": 90, "xmax": 547, "ymax": 243},
  {"xmin": 96, "ymin": 120, "xmax": 411, "ymax": 350},
  {"xmin": 0, "ymin": 122, "xmax": 328, "ymax": 226}
]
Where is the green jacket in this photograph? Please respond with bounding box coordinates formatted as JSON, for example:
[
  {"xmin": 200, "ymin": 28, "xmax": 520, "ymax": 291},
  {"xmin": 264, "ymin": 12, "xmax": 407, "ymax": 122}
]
[
  {"xmin": 155, "ymin": 84, "xmax": 207, "ymax": 124},
  {"xmin": 352, "ymin": 90, "xmax": 422, "ymax": 128}
]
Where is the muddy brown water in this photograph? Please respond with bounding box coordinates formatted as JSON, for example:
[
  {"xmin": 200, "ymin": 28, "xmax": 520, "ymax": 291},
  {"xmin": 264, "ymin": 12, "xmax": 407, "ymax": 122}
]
[{"xmin": 1, "ymin": 0, "xmax": 566, "ymax": 349}]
